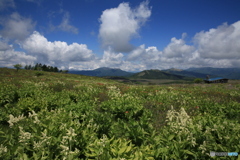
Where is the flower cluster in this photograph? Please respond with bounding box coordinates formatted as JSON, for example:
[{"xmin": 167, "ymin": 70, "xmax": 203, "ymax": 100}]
[
  {"xmin": 33, "ymin": 129, "xmax": 51, "ymax": 150},
  {"xmin": 166, "ymin": 107, "xmax": 196, "ymax": 147},
  {"xmin": 34, "ymin": 82, "xmax": 49, "ymax": 88},
  {"xmin": 60, "ymin": 127, "xmax": 79, "ymax": 158},
  {"xmin": 28, "ymin": 110, "xmax": 40, "ymax": 124},
  {"xmin": 107, "ymin": 85, "xmax": 121, "ymax": 99},
  {"xmin": 19, "ymin": 126, "xmax": 32, "ymax": 144},
  {"xmin": 8, "ymin": 114, "xmax": 25, "ymax": 127},
  {"xmin": 0, "ymin": 144, "xmax": 7, "ymax": 155}
]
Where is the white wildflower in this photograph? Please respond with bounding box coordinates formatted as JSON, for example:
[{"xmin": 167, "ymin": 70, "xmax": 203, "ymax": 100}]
[
  {"xmin": 66, "ymin": 127, "xmax": 77, "ymax": 141},
  {"xmin": 8, "ymin": 114, "xmax": 25, "ymax": 127},
  {"xmin": 28, "ymin": 110, "xmax": 37, "ymax": 118},
  {"xmin": 33, "ymin": 141, "xmax": 42, "ymax": 149},
  {"xmin": 69, "ymin": 148, "xmax": 80, "ymax": 155},
  {"xmin": 33, "ymin": 116, "xmax": 40, "ymax": 124},
  {"xmin": 60, "ymin": 123, "xmax": 67, "ymax": 130},
  {"xmin": 0, "ymin": 144, "xmax": 7, "ymax": 154},
  {"xmin": 19, "ymin": 126, "xmax": 32, "ymax": 143}
]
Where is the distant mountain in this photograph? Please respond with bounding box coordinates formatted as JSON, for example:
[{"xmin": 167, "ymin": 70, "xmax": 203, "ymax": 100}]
[
  {"xmin": 69, "ymin": 67, "xmax": 134, "ymax": 77},
  {"xmin": 165, "ymin": 68, "xmax": 183, "ymax": 72},
  {"xmin": 69, "ymin": 67, "xmax": 240, "ymax": 80},
  {"xmin": 162, "ymin": 68, "xmax": 210, "ymax": 79},
  {"xmin": 185, "ymin": 67, "xmax": 240, "ymax": 79},
  {"xmin": 129, "ymin": 69, "xmax": 193, "ymax": 80}
]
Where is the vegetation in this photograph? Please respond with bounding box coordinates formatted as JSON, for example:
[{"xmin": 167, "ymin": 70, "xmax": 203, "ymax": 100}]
[
  {"xmin": 69, "ymin": 67, "xmax": 134, "ymax": 77},
  {"xmin": 194, "ymin": 78, "xmax": 203, "ymax": 83},
  {"xmin": 187, "ymin": 67, "xmax": 240, "ymax": 79},
  {"xmin": 129, "ymin": 69, "xmax": 194, "ymax": 81},
  {"xmin": 13, "ymin": 64, "xmax": 22, "ymax": 72},
  {"xmin": 0, "ymin": 67, "xmax": 240, "ymax": 159},
  {"xmin": 35, "ymin": 71, "xmax": 44, "ymax": 77},
  {"xmin": 61, "ymin": 70, "xmax": 69, "ymax": 74},
  {"xmin": 24, "ymin": 63, "xmax": 59, "ymax": 72}
]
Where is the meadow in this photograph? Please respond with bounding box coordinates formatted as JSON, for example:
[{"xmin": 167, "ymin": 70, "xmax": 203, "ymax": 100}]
[{"xmin": 0, "ymin": 68, "xmax": 240, "ymax": 160}]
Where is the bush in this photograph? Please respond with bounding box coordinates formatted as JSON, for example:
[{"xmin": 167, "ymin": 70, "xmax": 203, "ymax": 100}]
[
  {"xmin": 13, "ymin": 64, "xmax": 22, "ymax": 72},
  {"xmin": 194, "ymin": 78, "xmax": 203, "ymax": 83},
  {"xmin": 35, "ymin": 71, "xmax": 44, "ymax": 77}
]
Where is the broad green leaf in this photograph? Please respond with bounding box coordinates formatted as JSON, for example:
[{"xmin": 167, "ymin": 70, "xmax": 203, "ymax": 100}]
[
  {"xmin": 125, "ymin": 146, "xmax": 132, "ymax": 152},
  {"xmin": 168, "ymin": 134, "xmax": 175, "ymax": 141},
  {"xmin": 118, "ymin": 147, "xmax": 126, "ymax": 155},
  {"xmin": 23, "ymin": 153, "xmax": 28, "ymax": 160},
  {"xmin": 183, "ymin": 150, "xmax": 196, "ymax": 157}
]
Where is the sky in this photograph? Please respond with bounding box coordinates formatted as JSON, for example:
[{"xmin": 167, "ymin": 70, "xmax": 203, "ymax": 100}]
[{"xmin": 0, "ymin": 0, "xmax": 240, "ymax": 71}]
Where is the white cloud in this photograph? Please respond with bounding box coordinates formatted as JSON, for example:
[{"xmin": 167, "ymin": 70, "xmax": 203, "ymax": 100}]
[
  {"xmin": 0, "ymin": 39, "xmax": 11, "ymax": 51},
  {"xmin": 194, "ymin": 21, "xmax": 240, "ymax": 59},
  {"xmin": 0, "ymin": 0, "xmax": 15, "ymax": 11},
  {"xmin": 0, "ymin": 40, "xmax": 36, "ymax": 67},
  {"xmin": 99, "ymin": 1, "xmax": 151, "ymax": 52},
  {"xmin": 100, "ymin": 48, "xmax": 124, "ymax": 67},
  {"xmin": 49, "ymin": 11, "xmax": 78, "ymax": 34},
  {"xmin": 127, "ymin": 44, "xmax": 146, "ymax": 61},
  {"xmin": 58, "ymin": 12, "xmax": 79, "ymax": 34},
  {"xmin": 21, "ymin": 31, "xmax": 95, "ymax": 68},
  {"xmin": 163, "ymin": 37, "xmax": 195, "ymax": 58},
  {"xmin": 124, "ymin": 21, "xmax": 240, "ymax": 70},
  {"xmin": 0, "ymin": 12, "xmax": 36, "ymax": 41}
]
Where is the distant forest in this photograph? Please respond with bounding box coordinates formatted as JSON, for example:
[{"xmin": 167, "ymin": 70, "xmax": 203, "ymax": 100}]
[{"xmin": 24, "ymin": 63, "xmax": 67, "ymax": 73}]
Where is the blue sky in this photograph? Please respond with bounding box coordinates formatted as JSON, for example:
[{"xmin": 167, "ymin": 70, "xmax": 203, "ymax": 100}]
[{"xmin": 1, "ymin": 0, "xmax": 240, "ymax": 71}]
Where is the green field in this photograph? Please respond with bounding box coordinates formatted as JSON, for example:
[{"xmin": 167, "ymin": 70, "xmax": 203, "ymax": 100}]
[{"xmin": 0, "ymin": 68, "xmax": 240, "ymax": 159}]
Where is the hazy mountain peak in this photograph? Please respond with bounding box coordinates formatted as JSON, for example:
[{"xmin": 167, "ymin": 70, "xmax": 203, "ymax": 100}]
[{"xmin": 167, "ymin": 68, "xmax": 183, "ymax": 71}]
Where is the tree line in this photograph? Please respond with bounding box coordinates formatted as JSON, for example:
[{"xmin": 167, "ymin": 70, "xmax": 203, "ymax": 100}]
[
  {"xmin": 13, "ymin": 63, "xmax": 68, "ymax": 73},
  {"xmin": 24, "ymin": 63, "xmax": 60, "ymax": 72}
]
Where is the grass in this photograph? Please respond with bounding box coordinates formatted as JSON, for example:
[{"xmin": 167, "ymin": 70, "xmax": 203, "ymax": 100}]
[{"xmin": 1, "ymin": 67, "xmax": 240, "ymax": 159}]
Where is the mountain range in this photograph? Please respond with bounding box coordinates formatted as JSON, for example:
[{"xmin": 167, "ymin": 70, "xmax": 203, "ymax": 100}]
[
  {"xmin": 69, "ymin": 67, "xmax": 240, "ymax": 80},
  {"xmin": 185, "ymin": 67, "xmax": 240, "ymax": 79},
  {"xmin": 129, "ymin": 69, "xmax": 193, "ymax": 80},
  {"xmin": 69, "ymin": 67, "xmax": 134, "ymax": 77}
]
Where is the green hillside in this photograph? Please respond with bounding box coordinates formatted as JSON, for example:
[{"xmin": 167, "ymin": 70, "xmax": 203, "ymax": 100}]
[
  {"xmin": 162, "ymin": 68, "xmax": 209, "ymax": 78},
  {"xmin": 0, "ymin": 67, "xmax": 240, "ymax": 159},
  {"xmin": 69, "ymin": 67, "xmax": 134, "ymax": 77},
  {"xmin": 186, "ymin": 67, "xmax": 240, "ymax": 79},
  {"xmin": 130, "ymin": 69, "xmax": 194, "ymax": 80}
]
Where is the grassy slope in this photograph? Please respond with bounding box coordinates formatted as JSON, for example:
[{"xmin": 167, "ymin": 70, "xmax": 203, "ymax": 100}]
[
  {"xmin": 69, "ymin": 67, "xmax": 134, "ymax": 77},
  {"xmin": 130, "ymin": 70, "xmax": 192, "ymax": 79},
  {"xmin": 1, "ymin": 67, "xmax": 240, "ymax": 128},
  {"xmin": 1, "ymin": 68, "xmax": 240, "ymax": 159}
]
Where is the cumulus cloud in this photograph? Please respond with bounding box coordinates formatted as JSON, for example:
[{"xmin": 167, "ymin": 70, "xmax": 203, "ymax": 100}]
[
  {"xmin": 163, "ymin": 36, "xmax": 195, "ymax": 58},
  {"xmin": 0, "ymin": 12, "xmax": 36, "ymax": 41},
  {"xmin": 0, "ymin": 39, "xmax": 11, "ymax": 51},
  {"xmin": 100, "ymin": 48, "xmax": 124, "ymax": 67},
  {"xmin": 0, "ymin": 40, "xmax": 36, "ymax": 67},
  {"xmin": 0, "ymin": 0, "xmax": 15, "ymax": 11},
  {"xmin": 125, "ymin": 21, "xmax": 240, "ymax": 70},
  {"xmin": 194, "ymin": 21, "xmax": 240, "ymax": 59},
  {"xmin": 124, "ymin": 44, "xmax": 163, "ymax": 70},
  {"xmin": 99, "ymin": 1, "xmax": 151, "ymax": 52},
  {"xmin": 21, "ymin": 31, "xmax": 95, "ymax": 68},
  {"xmin": 127, "ymin": 44, "xmax": 146, "ymax": 61}
]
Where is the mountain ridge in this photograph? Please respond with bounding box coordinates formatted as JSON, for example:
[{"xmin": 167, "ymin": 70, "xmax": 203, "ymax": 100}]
[
  {"xmin": 69, "ymin": 67, "xmax": 134, "ymax": 77},
  {"xmin": 69, "ymin": 67, "xmax": 240, "ymax": 80},
  {"xmin": 129, "ymin": 69, "xmax": 193, "ymax": 80}
]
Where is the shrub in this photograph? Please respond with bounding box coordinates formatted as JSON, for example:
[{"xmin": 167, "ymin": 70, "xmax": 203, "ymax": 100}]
[
  {"xmin": 13, "ymin": 64, "xmax": 22, "ymax": 72},
  {"xmin": 194, "ymin": 78, "xmax": 203, "ymax": 83},
  {"xmin": 35, "ymin": 71, "xmax": 44, "ymax": 77}
]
